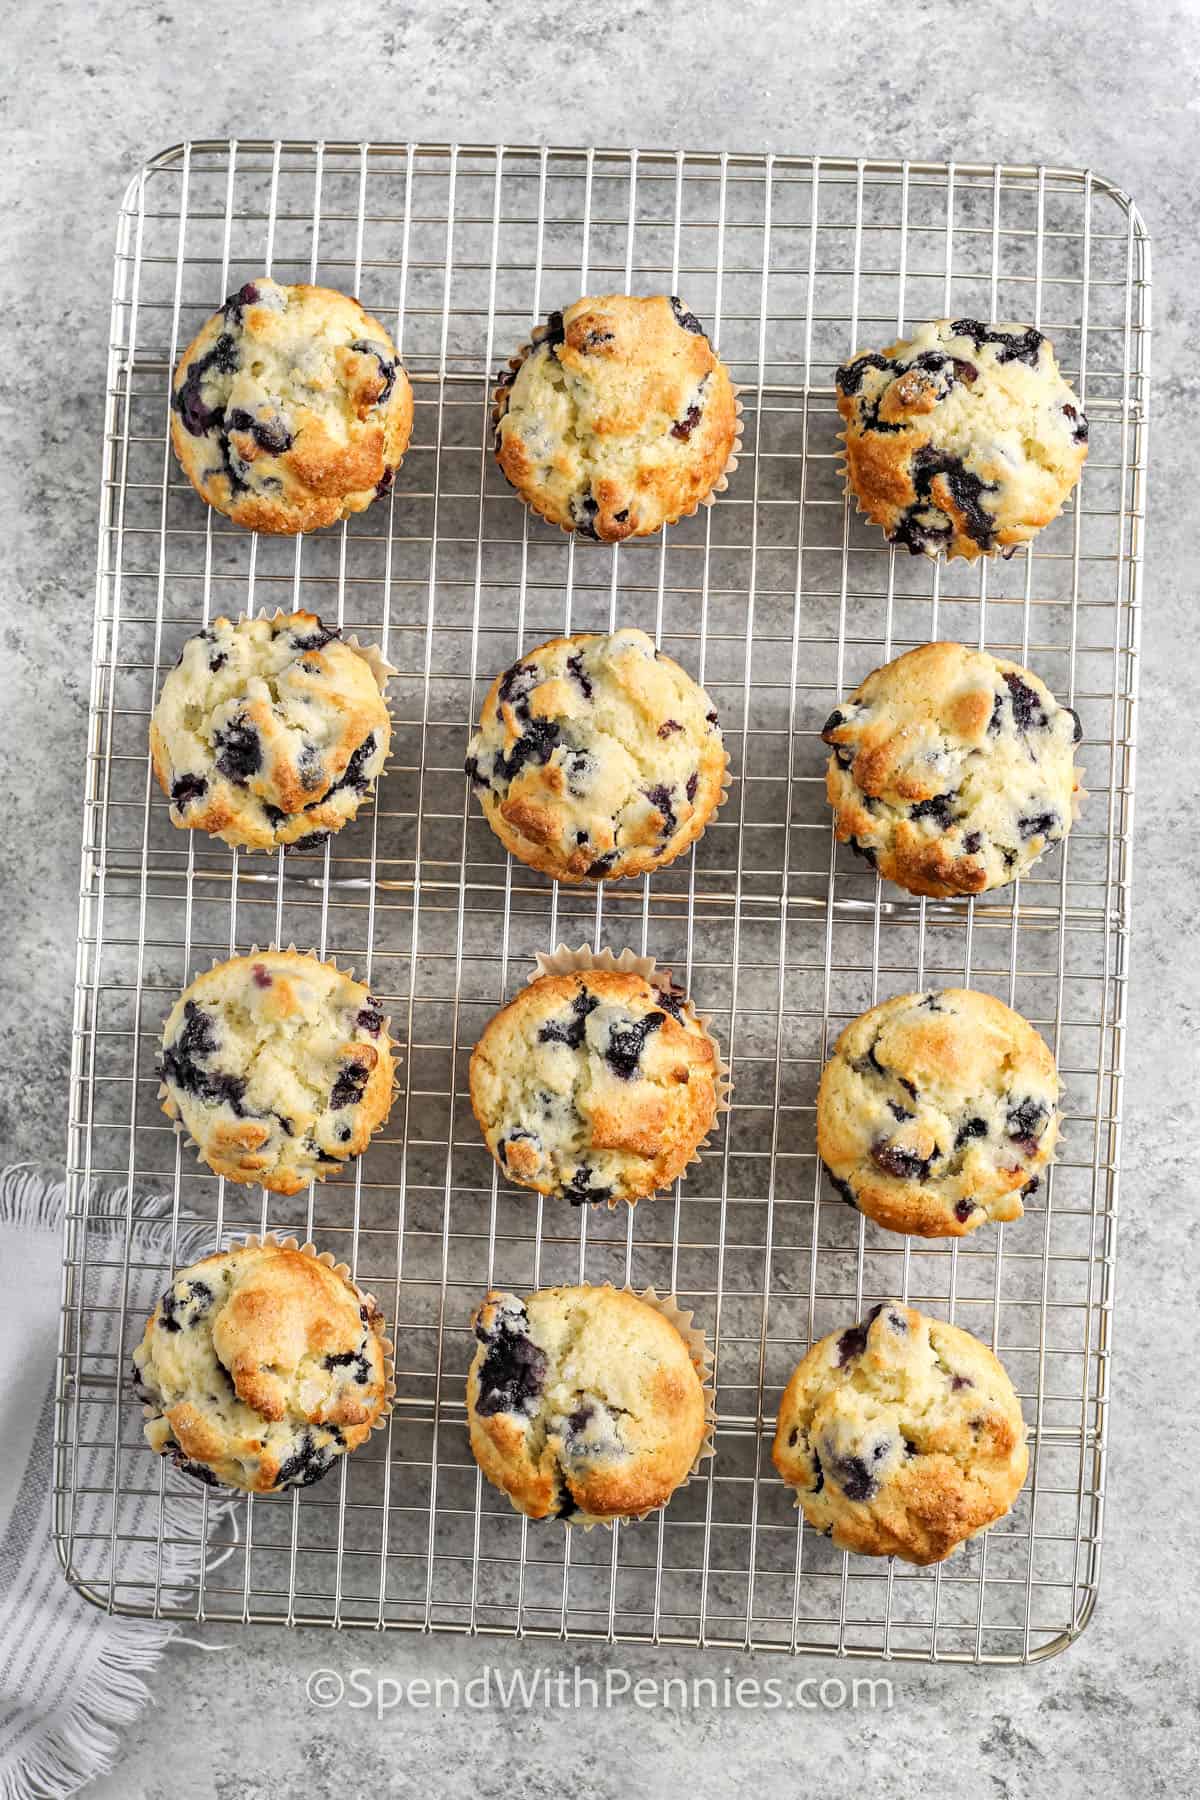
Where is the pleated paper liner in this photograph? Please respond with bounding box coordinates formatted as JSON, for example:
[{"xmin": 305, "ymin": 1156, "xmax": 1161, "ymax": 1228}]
[
  {"xmin": 138, "ymin": 1232, "xmax": 396, "ymax": 1494},
  {"xmin": 521, "ymin": 943, "xmax": 732, "ymax": 1207},
  {"xmin": 491, "ymin": 303, "xmax": 745, "ymax": 536},
  {"xmin": 156, "ymin": 608, "xmax": 396, "ymax": 856},
  {"xmin": 157, "ymin": 944, "xmax": 400, "ymax": 1193}
]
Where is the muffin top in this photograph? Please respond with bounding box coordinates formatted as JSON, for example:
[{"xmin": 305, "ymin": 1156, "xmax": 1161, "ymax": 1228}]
[
  {"xmin": 772, "ymin": 1300, "xmax": 1028, "ymax": 1565},
  {"xmin": 170, "ymin": 278, "xmax": 413, "ymax": 533},
  {"xmin": 494, "ymin": 294, "xmax": 739, "ymax": 541},
  {"xmin": 465, "ymin": 627, "xmax": 726, "ymax": 883},
  {"xmin": 132, "ymin": 1240, "xmax": 389, "ymax": 1494},
  {"xmin": 469, "ymin": 967, "xmax": 720, "ymax": 1207},
  {"xmin": 150, "ymin": 611, "xmax": 392, "ymax": 852},
  {"xmin": 823, "ymin": 641, "xmax": 1083, "ymax": 897},
  {"xmin": 817, "ymin": 989, "xmax": 1059, "ymax": 1237},
  {"xmin": 467, "ymin": 1285, "xmax": 708, "ymax": 1523},
  {"xmin": 158, "ymin": 950, "xmax": 394, "ymax": 1195},
  {"xmin": 836, "ymin": 317, "xmax": 1088, "ymax": 559}
]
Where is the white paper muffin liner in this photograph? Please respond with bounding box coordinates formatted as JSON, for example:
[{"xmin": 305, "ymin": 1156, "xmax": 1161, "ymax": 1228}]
[
  {"xmin": 154, "ymin": 609, "xmax": 396, "ymax": 857},
  {"xmin": 523, "ymin": 943, "xmax": 732, "ymax": 1205},
  {"xmin": 137, "ymin": 1233, "xmax": 396, "ymax": 1495},
  {"xmin": 492, "ymin": 302, "xmax": 744, "ymax": 536},
  {"xmin": 157, "ymin": 944, "xmax": 400, "ymax": 1190}
]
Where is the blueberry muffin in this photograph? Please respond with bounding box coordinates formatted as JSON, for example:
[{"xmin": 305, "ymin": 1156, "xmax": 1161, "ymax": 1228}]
[
  {"xmin": 170, "ymin": 278, "xmax": 413, "ymax": 533},
  {"xmin": 836, "ymin": 318, "xmax": 1088, "ymax": 559},
  {"xmin": 465, "ymin": 627, "xmax": 726, "ymax": 883},
  {"xmin": 132, "ymin": 1239, "xmax": 390, "ymax": 1494},
  {"xmin": 493, "ymin": 294, "xmax": 739, "ymax": 541},
  {"xmin": 773, "ymin": 1300, "xmax": 1027, "ymax": 1564},
  {"xmin": 823, "ymin": 641, "xmax": 1083, "ymax": 896},
  {"xmin": 150, "ymin": 611, "xmax": 392, "ymax": 852},
  {"xmin": 469, "ymin": 967, "xmax": 721, "ymax": 1207},
  {"xmin": 159, "ymin": 950, "xmax": 395, "ymax": 1194},
  {"xmin": 468, "ymin": 1285, "xmax": 709, "ymax": 1523},
  {"xmin": 817, "ymin": 989, "xmax": 1059, "ymax": 1237}
]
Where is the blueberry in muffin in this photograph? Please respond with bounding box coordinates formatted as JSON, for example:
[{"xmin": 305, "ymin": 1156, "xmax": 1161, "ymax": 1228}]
[
  {"xmin": 493, "ymin": 294, "xmax": 739, "ymax": 541},
  {"xmin": 132, "ymin": 1238, "xmax": 390, "ymax": 1494},
  {"xmin": 158, "ymin": 950, "xmax": 395, "ymax": 1194},
  {"xmin": 773, "ymin": 1300, "xmax": 1027, "ymax": 1564},
  {"xmin": 464, "ymin": 627, "xmax": 726, "ymax": 882},
  {"xmin": 823, "ymin": 641, "xmax": 1083, "ymax": 897},
  {"xmin": 150, "ymin": 611, "xmax": 392, "ymax": 852},
  {"xmin": 469, "ymin": 966, "xmax": 721, "ymax": 1207},
  {"xmin": 817, "ymin": 988, "xmax": 1059, "ymax": 1237},
  {"xmin": 467, "ymin": 1285, "xmax": 709, "ymax": 1523},
  {"xmin": 170, "ymin": 278, "xmax": 413, "ymax": 533},
  {"xmin": 836, "ymin": 318, "xmax": 1087, "ymax": 560}
]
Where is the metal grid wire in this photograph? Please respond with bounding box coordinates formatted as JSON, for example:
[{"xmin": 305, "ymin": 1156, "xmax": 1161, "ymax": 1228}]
[{"xmin": 55, "ymin": 141, "xmax": 1150, "ymax": 1662}]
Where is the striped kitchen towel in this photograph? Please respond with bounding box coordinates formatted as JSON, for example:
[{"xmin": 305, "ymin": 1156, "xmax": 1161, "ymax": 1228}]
[{"xmin": 0, "ymin": 1167, "xmax": 230, "ymax": 1800}]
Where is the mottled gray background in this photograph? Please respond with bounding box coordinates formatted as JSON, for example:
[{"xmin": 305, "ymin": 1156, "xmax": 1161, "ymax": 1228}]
[{"xmin": 3, "ymin": 1, "xmax": 1197, "ymax": 1794}]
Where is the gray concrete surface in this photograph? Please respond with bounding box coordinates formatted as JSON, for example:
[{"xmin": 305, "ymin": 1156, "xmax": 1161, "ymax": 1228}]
[{"xmin": 2, "ymin": 1, "xmax": 1196, "ymax": 1793}]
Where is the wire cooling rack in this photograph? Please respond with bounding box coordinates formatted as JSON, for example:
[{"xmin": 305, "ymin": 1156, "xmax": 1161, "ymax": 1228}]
[{"xmin": 55, "ymin": 142, "xmax": 1149, "ymax": 1662}]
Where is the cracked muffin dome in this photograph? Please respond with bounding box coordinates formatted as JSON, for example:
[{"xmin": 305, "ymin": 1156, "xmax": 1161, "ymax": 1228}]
[
  {"xmin": 836, "ymin": 317, "xmax": 1088, "ymax": 560},
  {"xmin": 132, "ymin": 1239, "xmax": 390, "ymax": 1494},
  {"xmin": 823, "ymin": 641, "xmax": 1083, "ymax": 897},
  {"xmin": 170, "ymin": 278, "xmax": 413, "ymax": 533},
  {"xmin": 772, "ymin": 1300, "xmax": 1028, "ymax": 1564},
  {"xmin": 817, "ymin": 989, "xmax": 1060, "ymax": 1237},
  {"xmin": 469, "ymin": 967, "xmax": 721, "ymax": 1207},
  {"xmin": 467, "ymin": 1285, "xmax": 709, "ymax": 1524},
  {"xmin": 465, "ymin": 627, "xmax": 726, "ymax": 883},
  {"xmin": 159, "ymin": 950, "xmax": 395, "ymax": 1195},
  {"xmin": 150, "ymin": 611, "xmax": 392, "ymax": 852},
  {"xmin": 493, "ymin": 294, "xmax": 739, "ymax": 541}
]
